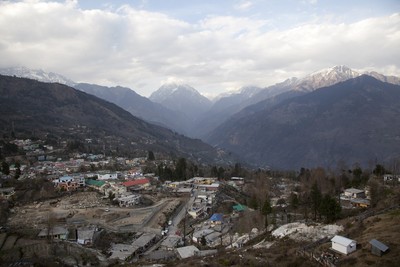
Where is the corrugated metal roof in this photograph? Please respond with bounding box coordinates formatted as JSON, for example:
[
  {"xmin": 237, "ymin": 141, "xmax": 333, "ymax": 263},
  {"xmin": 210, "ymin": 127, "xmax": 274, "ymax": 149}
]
[
  {"xmin": 210, "ymin": 213, "xmax": 223, "ymax": 222},
  {"xmin": 176, "ymin": 245, "xmax": 199, "ymax": 259},
  {"xmin": 369, "ymin": 239, "xmax": 389, "ymax": 252},
  {"xmin": 85, "ymin": 179, "xmax": 105, "ymax": 187},
  {"xmin": 345, "ymin": 188, "xmax": 364, "ymax": 194},
  {"xmin": 331, "ymin": 235, "xmax": 356, "ymax": 246}
]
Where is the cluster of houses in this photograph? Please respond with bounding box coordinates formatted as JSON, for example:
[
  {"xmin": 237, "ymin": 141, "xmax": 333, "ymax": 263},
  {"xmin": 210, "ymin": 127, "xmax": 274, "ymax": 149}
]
[
  {"xmin": 4, "ymin": 138, "xmax": 149, "ymax": 180},
  {"xmin": 109, "ymin": 232, "xmax": 158, "ymax": 261},
  {"xmin": 37, "ymin": 225, "xmax": 100, "ymax": 246},
  {"xmin": 340, "ymin": 187, "xmax": 370, "ymax": 208},
  {"xmin": 191, "ymin": 213, "xmax": 230, "ymax": 247},
  {"xmin": 51, "ymin": 172, "xmax": 152, "ymax": 207}
]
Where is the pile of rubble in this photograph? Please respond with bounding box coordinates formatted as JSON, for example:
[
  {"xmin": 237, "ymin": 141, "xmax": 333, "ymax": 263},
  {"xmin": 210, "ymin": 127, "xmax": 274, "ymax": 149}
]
[{"xmin": 272, "ymin": 222, "xmax": 343, "ymax": 242}]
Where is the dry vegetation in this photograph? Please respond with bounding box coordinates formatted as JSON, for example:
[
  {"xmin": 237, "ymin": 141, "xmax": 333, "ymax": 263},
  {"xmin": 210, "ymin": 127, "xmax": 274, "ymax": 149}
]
[{"xmin": 336, "ymin": 210, "xmax": 400, "ymax": 267}]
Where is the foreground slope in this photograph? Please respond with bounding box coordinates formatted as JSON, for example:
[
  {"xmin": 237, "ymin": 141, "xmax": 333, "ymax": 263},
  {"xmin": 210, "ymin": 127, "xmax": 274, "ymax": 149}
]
[
  {"xmin": 0, "ymin": 75, "xmax": 228, "ymax": 163},
  {"xmin": 208, "ymin": 75, "xmax": 400, "ymax": 169}
]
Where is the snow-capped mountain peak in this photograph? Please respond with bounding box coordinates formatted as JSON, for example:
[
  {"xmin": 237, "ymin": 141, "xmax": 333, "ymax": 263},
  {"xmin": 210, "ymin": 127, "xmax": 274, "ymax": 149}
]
[
  {"xmin": 295, "ymin": 65, "xmax": 361, "ymax": 91},
  {"xmin": 149, "ymin": 83, "xmax": 212, "ymax": 119},
  {"xmin": 0, "ymin": 66, "xmax": 76, "ymax": 86},
  {"xmin": 150, "ymin": 83, "xmax": 207, "ymax": 103}
]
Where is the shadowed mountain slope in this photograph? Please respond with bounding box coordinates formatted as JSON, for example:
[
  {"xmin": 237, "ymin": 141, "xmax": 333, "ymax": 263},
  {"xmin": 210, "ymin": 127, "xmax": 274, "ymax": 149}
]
[{"xmin": 207, "ymin": 75, "xmax": 400, "ymax": 169}]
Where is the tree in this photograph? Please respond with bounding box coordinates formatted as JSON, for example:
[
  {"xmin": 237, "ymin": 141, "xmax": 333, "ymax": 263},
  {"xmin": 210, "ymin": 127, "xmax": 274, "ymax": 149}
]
[
  {"xmin": 262, "ymin": 195, "xmax": 272, "ymax": 228},
  {"xmin": 289, "ymin": 193, "xmax": 299, "ymax": 210},
  {"xmin": 232, "ymin": 163, "xmax": 242, "ymax": 177},
  {"xmin": 1, "ymin": 161, "xmax": 10, "ymax": 175},
  {"xmin": 174, "ymin": 158, "xmax": 187, "ymax": 181},
  {"xmin": 211, "ymin": 166, "xmax": 218, "ymax": 177},
  {"xmin": 14, "ymin": 161, "xmax": 21, "ymax": 179},
  {"xmin": 319, "ymin": 194, "xmax": 341, "ymax": 223},
  {"xmin": 147, "ymin": 150, "xmax": 155, "ymax": 161},
  {"xmin": 217, "ymin": 167, "xmax": 225, "ymax": 179},
  {"xmin": 368, "ymin": 180, "xmax": 385, "ymax": 208},
  {"xmin": 248, "ymin": 195, "xmax": 259, "ymax": 210},
  {"xmin": 373, "ymin": 164, "xmax": 386, "ymax": 176},
  {"xmin": 310, "ymin": 182, "xmax": 322, "ymax": 221}
]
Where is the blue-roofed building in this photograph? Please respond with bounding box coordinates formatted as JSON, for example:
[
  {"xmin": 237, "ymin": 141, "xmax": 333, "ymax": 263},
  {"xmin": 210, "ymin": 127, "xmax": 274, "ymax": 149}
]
[{"xmin": 209, "ymin": 213, "xmax": 223, "ymax": 224}]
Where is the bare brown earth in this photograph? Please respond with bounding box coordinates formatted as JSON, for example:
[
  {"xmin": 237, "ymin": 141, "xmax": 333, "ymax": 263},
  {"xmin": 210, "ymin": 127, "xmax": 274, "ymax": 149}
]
[
  {"xmin": 7, "ymin": 191, "xmax": 181, "ymax": 232},
  {"xmin": 335, "ymin": 209, "xmax": 400, "ymax": 267}
]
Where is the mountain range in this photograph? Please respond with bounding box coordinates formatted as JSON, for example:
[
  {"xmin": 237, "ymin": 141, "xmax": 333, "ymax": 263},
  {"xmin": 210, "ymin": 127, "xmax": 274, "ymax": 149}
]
[
  {"xmin": 207, "ymin": 75, "xmax": 400, "ymax": 169},
  {"xmin": 2, "ymin": 65, "xmax": 400, "ymax": 169},
  {"xmin": 73, "ymin": 83, "xmax": 189, "ymax": 135},
  {"xmin": 0, "ymin": 74, "xmax": 231, "ymax": 164}
]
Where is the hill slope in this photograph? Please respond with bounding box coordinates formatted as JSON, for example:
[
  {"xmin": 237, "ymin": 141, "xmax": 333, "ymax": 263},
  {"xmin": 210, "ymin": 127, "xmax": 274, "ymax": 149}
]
[
  {"xmin": 207, "ymin": 75, "xmax": 400, "ymax": 169},
  {"xmin": 150, "ymin": 83, "xmax": 212, "ymax": 131},
  {"xmin": 0, "ymin": 75, "xmax": 229, "ymax": 163},
  {"xmin": 74, "ymin": 83, "xmax": 189, "ymax": 134}
]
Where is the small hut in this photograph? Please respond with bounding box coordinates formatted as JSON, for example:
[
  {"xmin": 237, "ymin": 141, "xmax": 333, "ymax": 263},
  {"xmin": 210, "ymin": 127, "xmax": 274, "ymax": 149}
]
[{"xmin": 369, "ymin": 239, "xmax": 389, "ymax": 256}]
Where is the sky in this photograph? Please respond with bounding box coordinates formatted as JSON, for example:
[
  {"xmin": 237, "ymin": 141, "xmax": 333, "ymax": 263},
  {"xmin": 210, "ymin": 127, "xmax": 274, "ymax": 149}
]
[{"xmin": 0, "ymin": 0, "xmax": 399, "ymax": 98}]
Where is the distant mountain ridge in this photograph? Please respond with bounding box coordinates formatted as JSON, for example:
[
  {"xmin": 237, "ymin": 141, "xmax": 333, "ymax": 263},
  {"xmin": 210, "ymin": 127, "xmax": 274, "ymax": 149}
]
[
  {"xmin": 150, "ymin": 83, "xmax": 212, "ymax": 132},
  {"xmin": 74, "ymin": 83, "xmax": 189, "ymax": 134},
  {"xmin": 0, "ymin": 74, "xmax": 231, "ymax": 164},
  {"xmin": 207, "ymin": 75, "xmax": 400, "ymax": 169},
  {"xmin": 150, "ymin": 83, "xmax": 212, "ymax": 114},
  {"xmin": 194, "ymin": 65, "xmax": 400, "ymax": 139},
  {"xmin": 3, "ymin": 65, "xmax": 400, "ymax": 148},
  {"xmin": 0, "ymin": 66, "xmax": 76, "ymax": 87}
]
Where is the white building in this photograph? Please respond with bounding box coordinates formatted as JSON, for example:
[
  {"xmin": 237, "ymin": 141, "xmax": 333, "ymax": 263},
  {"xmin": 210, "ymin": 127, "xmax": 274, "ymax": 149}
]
[
  {"xmin": 97, "ymin": 173, "xmax": 118, "ymax": 180},
  {"xmin": 331, "ymin": 235, "xmax": 357, "ymax": 255}
]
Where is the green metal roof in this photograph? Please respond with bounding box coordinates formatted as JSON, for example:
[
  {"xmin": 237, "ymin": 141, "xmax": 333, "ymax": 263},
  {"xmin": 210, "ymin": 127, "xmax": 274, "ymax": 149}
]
[
  {"xmin": 85, "ymin": 179, "xmax": 105, "ymax": 187},
  {"xmin": 233, "ymin": 204, "xmax": 247, "ymax": 211}
]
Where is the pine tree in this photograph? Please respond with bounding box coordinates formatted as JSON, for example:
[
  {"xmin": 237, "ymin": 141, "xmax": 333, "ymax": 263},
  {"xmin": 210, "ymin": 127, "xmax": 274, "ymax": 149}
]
[
  {"xmin": 147, "ymin": 150, "xmax": 155, "ymax": 161},
  {"xmin": 1, "ymin": 161, "xmax": 10, "ymax": 175},
  {"xmin": 262, "ymin": 195, "xmax": 272, "ymax": 229},
  {"xmin": 310, "ymin": 182, "xmax": 322, "ymax": 221}
]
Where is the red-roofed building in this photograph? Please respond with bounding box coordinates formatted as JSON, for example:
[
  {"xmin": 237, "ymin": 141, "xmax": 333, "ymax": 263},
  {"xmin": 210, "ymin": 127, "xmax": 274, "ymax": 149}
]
[{"xmin": 122, "ymin": 178, "xmax": 150, "ymax": 190}]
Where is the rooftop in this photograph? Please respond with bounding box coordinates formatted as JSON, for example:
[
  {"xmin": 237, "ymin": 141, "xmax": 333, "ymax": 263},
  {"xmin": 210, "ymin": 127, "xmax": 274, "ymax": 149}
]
[
  {"xmin": 176, "ymin": 245, "xmax": 199, "ymax": 259},
  {"xmin": 122, "ymin": 178, "xmax": 150, "ymax": 187},
  {"xmin": 369, "ymin": 239, "xmax": 389, "ymax": 252},
  {"xmin": 345, "ymin": 188, "xmax": 364, "ymax": 194},
  {"xmin": 331, "ymin": 235, "xmax": 356, "ymax": 246}
]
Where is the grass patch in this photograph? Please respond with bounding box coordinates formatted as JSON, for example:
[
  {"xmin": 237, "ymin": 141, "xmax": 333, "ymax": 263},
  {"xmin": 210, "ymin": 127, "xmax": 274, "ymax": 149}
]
[{"xmin": 389, "ymin": 209, "xmax": 400, "ymax": 217}]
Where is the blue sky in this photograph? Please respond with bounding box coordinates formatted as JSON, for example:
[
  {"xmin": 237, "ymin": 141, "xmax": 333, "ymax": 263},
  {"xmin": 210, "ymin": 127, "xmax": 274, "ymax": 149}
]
[{"xmin": 0, "ymin": 0, "xmax": 399, "ymax": 97}]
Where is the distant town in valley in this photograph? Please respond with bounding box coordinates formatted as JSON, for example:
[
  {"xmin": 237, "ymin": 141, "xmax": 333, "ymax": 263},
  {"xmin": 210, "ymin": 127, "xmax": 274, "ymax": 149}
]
[
  {"xmin": 1, "ymin": 1, "xmax": 399, "ymax": 266},
  {"xmin": 0, "ymin": 121, "xmax": 399, "ymax": 266}
]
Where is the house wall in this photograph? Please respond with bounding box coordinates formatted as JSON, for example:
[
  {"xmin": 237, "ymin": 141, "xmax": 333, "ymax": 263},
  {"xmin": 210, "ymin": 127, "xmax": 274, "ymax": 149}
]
[
  {"xmin": 348, "ymin": 241, "xmax": 357, "ymax": 254},
  {"xmin": 371, "ymin": 246, "xmax": 382, "ymax": 257},
  {"xmin": 332, "ymin": 242, "xmax": 348, "ymax": 255}
]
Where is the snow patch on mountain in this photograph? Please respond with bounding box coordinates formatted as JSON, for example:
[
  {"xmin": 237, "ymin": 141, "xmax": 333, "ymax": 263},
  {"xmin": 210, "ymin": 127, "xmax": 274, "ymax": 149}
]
[
  {"xmin": 294, "ymin": 65, "xmax": 361, "ymax": 91},
  {"xmin": 0, "ymin": 66, "xmax": 76, "ymax": 86}
]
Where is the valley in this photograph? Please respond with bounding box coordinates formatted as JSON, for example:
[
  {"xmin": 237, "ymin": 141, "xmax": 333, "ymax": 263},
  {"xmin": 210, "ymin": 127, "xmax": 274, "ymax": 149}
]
[{"xmin": 0, "ymin": 67, "xmax": 400, "ymax": 267}]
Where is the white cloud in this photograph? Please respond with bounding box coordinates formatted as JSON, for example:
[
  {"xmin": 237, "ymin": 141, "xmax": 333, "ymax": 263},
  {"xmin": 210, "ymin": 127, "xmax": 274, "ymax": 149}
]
[
  {"xmin": 0, "ymin": 1, "xmax": 399, "ymax": 97},
  {"xmin": 234, "ymin": 1, "xmax": 253, "ymax": 11}
]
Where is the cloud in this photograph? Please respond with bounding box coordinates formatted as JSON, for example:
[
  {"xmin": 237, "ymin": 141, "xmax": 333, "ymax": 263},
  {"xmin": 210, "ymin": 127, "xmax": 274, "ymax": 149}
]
[
  {"xmin": 234, "ymin": 1, "xmax": 253, "ymax": 11},
  {"xmin": 0, "ymin": 1, "xmax": 399, "ymax": 97}
]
